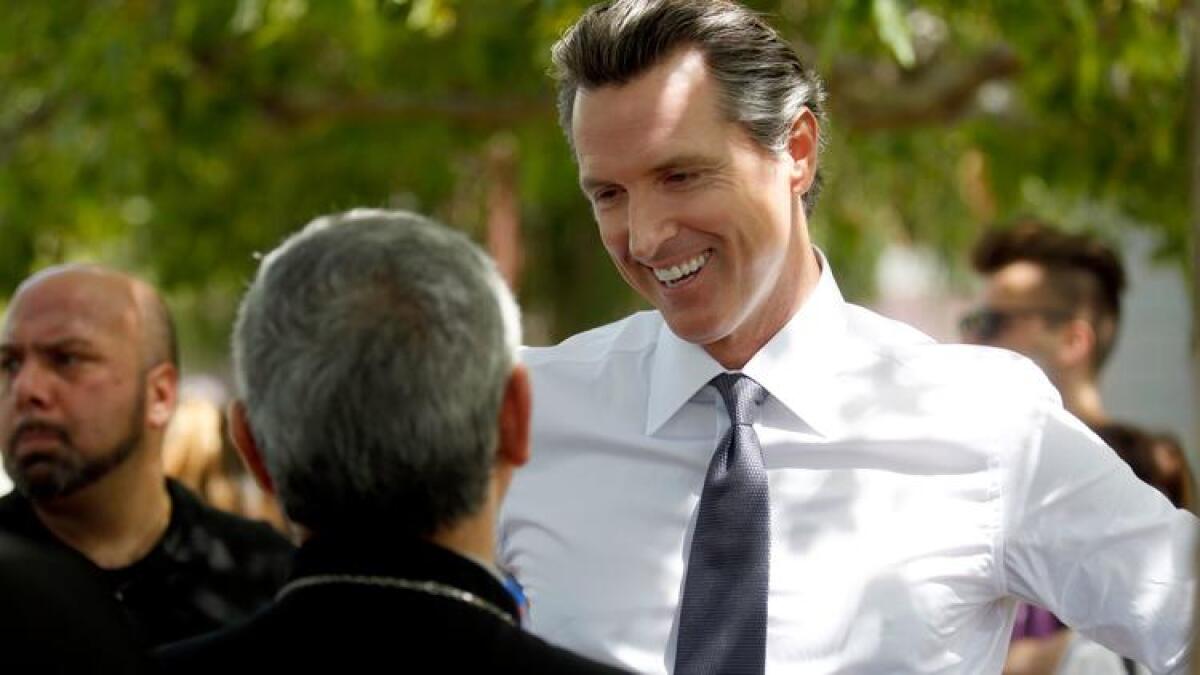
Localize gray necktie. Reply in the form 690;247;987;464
675;373;770;675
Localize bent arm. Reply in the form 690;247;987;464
1002;407;1197;674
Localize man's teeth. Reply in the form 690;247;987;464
654;251;711;284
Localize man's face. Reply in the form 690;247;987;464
0;273;148;500
962;261;1071;373
572;48;814;365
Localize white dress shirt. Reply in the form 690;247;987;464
499;258;1197;674
1057;635;1150;675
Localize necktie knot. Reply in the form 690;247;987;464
711;373;767;427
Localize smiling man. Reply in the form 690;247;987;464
497;2;1197;674
575;45;819;369
0;265;292;647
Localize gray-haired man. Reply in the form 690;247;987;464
498;1;1198;673
156;210;625;673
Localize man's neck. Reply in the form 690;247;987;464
1058;378;1108;429
428;477;505;578
32;452;172;570
431;508;497;574
705;243;822;370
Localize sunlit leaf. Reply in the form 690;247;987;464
872;0;915;68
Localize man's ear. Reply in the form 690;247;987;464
786;107;819;197
145;362;179;430
227;401;276;496
496;364;532;471
1058;318;1095;370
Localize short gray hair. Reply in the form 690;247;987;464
553;0;828;216
232;209;521;535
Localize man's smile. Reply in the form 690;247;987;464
652;249;712;288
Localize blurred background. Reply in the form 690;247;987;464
1;0;1197;494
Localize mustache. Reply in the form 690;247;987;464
8;420;70;450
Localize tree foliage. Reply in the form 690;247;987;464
0;0;1192;364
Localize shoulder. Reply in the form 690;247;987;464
1;531;147;673
842;303;939;350
847;303;1056;400
0;490;37;532
832;304;1061;442
153;609;270;672
169;480;291;550
488;621;630;673
166;480;293;579
155;599;627;673
523;310;660;369
521;311;663;399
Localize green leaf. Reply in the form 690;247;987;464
872;0;915;68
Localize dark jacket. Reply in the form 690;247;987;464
0;479;293;647
155;532;628;673
0;531;147;673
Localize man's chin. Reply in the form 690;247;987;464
660;314;726;347
9;458;90;501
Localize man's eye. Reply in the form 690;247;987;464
0;355;20;376
665;168;708;187
592;187;624;205
49;352;79;368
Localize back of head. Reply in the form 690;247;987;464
1095;422;1194;510
552;0;827;215
232;210;521;536
971;218;1126;372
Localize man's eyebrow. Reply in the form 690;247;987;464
19;337;95;353
45;338;92;349
579;175;611;193
649;154;722;173
579;154;724;192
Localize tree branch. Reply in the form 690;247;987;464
253;89;554;129
827;45;1022;132
245;46;1022;134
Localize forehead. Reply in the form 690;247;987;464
571;49;731;180
2;273;140;349
984;261;1049;301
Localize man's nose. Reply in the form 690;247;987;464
8;361;52;412
627;194;679;262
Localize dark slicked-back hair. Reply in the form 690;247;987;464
971;218;1126;373
552;0;827;216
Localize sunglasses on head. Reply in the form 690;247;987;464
958;307;1074;342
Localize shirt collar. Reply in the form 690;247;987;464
646;320;725;435
646;248;849;437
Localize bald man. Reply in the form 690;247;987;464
0;265;292;648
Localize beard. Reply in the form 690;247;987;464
3;387;146;501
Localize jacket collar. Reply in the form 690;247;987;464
289;530;519;622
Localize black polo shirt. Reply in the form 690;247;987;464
0;479;293;647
